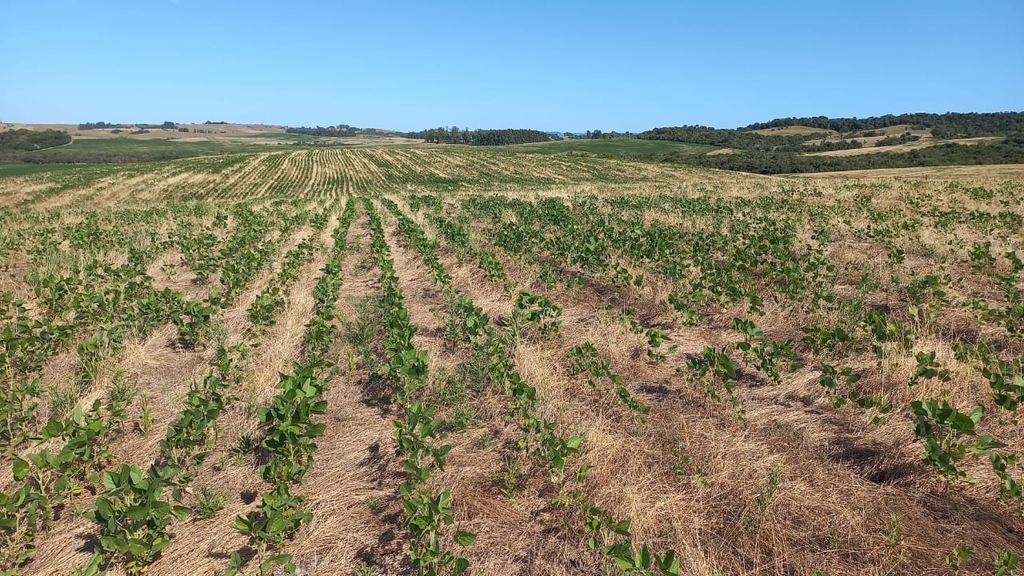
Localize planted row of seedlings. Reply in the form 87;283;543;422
76;204;327;574
3;203;209;431
142;202;336;576
1;259;222;573
383;197;685;575
246;207;332;334
365;199;477;576
227;199;356;576
3;204;192;445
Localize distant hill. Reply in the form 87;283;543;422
741;111;1024;138
637;111;1024;174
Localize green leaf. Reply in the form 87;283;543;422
54;474;70;494
968;405;984;426
41;419;64;439
95;498;114;521
637;544;652;568
100;535;128;554
658;549;681;576
454;529;477;547
12;457;28;481
566;435;583;451
223;551;242;576
614;555;638;570
233;515;251;533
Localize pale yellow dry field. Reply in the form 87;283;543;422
788;162;1024;180
0;122;424;147
1;122;284;138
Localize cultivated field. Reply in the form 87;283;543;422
1;149;1023;576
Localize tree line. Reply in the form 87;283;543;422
284;125;383;137
79;121;178;130
577;130;635;139
402;127;551;146
78;121;123;130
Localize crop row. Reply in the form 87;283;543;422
383;197;686;574
228;200;355;576
365;199;477;575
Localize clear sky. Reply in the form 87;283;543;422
1;0;1021;132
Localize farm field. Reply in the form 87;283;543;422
0;123;427;164
13;137;259;164
509;139;716;160
0;148;1023;576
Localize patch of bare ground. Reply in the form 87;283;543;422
146;244;204;296
0;257;42;318
706;147;737;155
751;126;838;137
802;140;930;158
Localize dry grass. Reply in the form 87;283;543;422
410;177;1024;574
787;162;1024;180
3;157;1024;575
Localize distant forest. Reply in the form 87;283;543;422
78;121;123;130
285;125;387;137
681;140;1024;174
742;111;1024;138
78;121;179;130
640;126;823;152
0;129;72;155
402;127;551;146
639;126;875;153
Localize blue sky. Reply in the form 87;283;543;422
1;0;1021;132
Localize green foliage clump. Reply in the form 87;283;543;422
0;129;71;153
